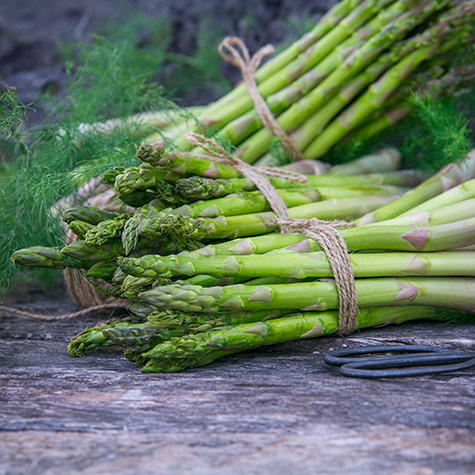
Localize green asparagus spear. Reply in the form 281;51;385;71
119;251;475;280
11;246;81;269
140;306;472;372
137;276;475;314
358;149;475;224
62;206;118;225
153;195;397;241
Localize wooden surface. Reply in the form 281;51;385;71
1;290;474;475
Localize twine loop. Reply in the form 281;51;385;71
218;37;304;161
277;218;358;335
186;132;305;233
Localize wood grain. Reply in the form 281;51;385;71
1;290;474;474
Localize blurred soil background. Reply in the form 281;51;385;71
1;0;331;124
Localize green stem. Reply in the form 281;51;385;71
140;306;468;372
358;149;475;224
138;277;475;313
120;251;475;280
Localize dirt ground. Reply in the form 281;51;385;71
1;0;330;117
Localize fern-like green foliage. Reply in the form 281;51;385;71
400;92;473;171
327;89;474;171
0;37;185;296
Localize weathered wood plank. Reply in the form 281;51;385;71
1;290;474;474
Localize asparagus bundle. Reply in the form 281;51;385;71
138;0;474;164
8;1;475;373
11;146;475;372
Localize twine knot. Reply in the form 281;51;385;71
186;132;306;234
218;37;304;161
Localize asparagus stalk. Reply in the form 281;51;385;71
348;100;412;142
11;246;81;269
138;276;475;314
174;170;422;202
114;164;180;199
86;261;119;281
84;214;130;246
369;196;475;228
101;167;126;186
67;313;190;357
140;306;471;372
396;177;475;218
293;218;475;253
68;319;142;357
171;185;404;219
358;149;475;224
138;146;239;179
148;195;397;242
172;189;320;218
328;148;400;175
62;206;118;225
119;251;475;280
61;240;123;262
67;220;95;239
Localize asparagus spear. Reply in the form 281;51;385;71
119;251;475;280
114;164;181;202
328;148;400;175
386;198;475;227
174;170;421;202
172;189;321;218
138;276;475;314
140;306;471;372
11;246;81;269
138;146;238;179
62;206;118;225
358;149;475;224
143;195;397;243
67;220;95;239
61;240;123;262
171;185;403;219
348;100;412;141
67;315;187;357
68;319;141;356
86;261;119;281
396;178;475;218
84;214;130;246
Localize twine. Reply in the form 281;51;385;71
0;303;126;321
186;132;306;234
277;218;357;335
187;132;358;335
218;37;304;161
